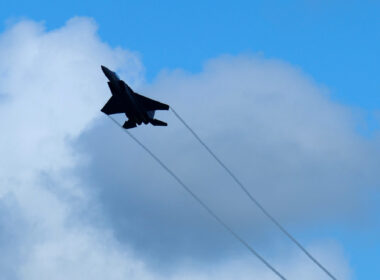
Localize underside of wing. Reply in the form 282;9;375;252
101;96;125;115
133;92;170;111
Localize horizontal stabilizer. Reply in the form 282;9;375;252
150;119;167;126
123;120;137;129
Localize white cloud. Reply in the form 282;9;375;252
0;17;143;174
0;17;150;280
171;242;352;280
145;55;379;224
0;17;367;279
78;54;380;262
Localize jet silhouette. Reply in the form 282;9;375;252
101;65;169;129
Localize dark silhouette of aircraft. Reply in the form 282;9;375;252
100;65;169;129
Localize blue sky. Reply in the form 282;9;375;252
1;0;379;108
0;1;379;280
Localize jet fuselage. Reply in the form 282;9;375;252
102;66;149;125
101;65;169;129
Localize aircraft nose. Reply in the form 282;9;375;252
101;65;116;81
101;65;109;74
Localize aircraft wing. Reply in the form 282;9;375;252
101;96;125;115
133;92;169;111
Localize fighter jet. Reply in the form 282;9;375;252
100;65;169;129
